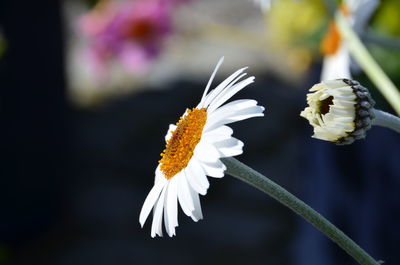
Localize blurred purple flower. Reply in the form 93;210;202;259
78;0;174;78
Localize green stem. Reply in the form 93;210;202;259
336;13;400;115
372;109;400;133
222;157;380;265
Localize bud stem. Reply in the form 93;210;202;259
372;109;400;133
336;13;400;115
222;157;380;265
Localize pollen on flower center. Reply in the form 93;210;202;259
159;108;207;179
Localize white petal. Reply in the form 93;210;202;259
155;165;164;183
203;126;233;137
193;141;220;164
198;57;225;108
214;138;244;157
334;116;354;122
201;159;226;178
185;167;205;195
151;186;167;238
207;105;264;129
139;177;167;227
211;99;258;114
165;177;178;236
190;159;210;191
163;186;171;237
223;106;265;122
177;172;195;216
165;124;177;142
204;72;248;109
202;68;248;108
207;76;255;113
202;127;233;145
185;160;208;195
188;184;203;222
210;101;263;120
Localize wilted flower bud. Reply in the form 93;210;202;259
300;79;375;145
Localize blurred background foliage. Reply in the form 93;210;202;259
1;0;399;265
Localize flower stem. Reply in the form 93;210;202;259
336;13;400;115
222;157;380;265
372;109;400;133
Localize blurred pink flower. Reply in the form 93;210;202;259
78;0;174;78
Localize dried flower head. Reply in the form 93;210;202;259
300;79;375;145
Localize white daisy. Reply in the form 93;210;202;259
139;57;265;237
320;0;379;81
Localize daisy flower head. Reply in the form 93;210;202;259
139;57;265;237
300;79;375;145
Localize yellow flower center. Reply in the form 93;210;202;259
159;108;207;179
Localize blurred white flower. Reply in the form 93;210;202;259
320;0;379;81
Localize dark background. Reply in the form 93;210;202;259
1;1;399;265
